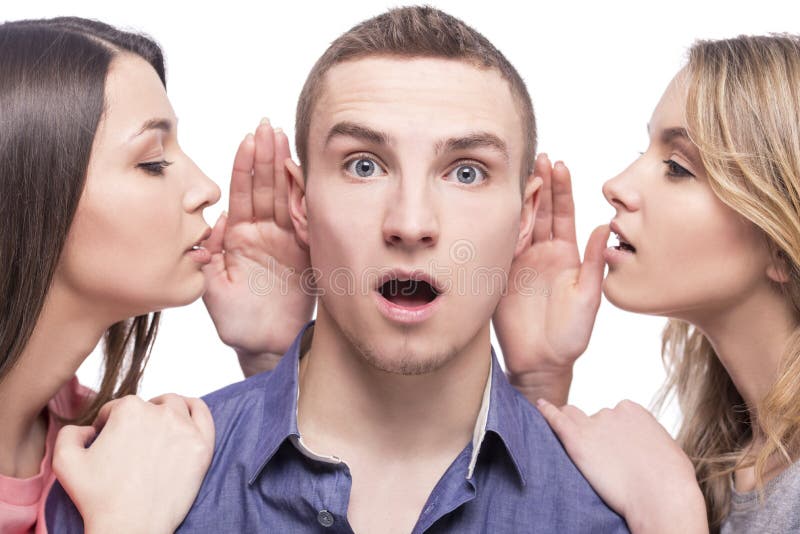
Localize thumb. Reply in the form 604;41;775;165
204;211;228;255
202;252;228;285
52;425;97;478
577;224;610;296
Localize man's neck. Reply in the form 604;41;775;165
297;307;492;458
295;306;493;533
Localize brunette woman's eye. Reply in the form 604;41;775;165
663;159;694;180
137;160;173;176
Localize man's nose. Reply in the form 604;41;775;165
381;179;440;251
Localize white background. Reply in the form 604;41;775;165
5;1;798;432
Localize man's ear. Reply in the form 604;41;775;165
515;173;543;258
767;248;792;284
286;159;310;248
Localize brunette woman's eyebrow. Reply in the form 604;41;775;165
129;118;173;140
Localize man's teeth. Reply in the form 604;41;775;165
191;245;204;251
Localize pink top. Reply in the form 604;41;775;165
0;377;92;534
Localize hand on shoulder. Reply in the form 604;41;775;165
53;393;214;534
537;398;708;534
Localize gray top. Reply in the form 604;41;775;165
721;460;800;533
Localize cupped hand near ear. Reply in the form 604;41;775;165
202;119;315;376
493;154;609;406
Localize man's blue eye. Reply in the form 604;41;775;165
447;164;485;185
346;157;385;178
356;159;375;177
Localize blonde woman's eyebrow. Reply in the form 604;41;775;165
660;127;690;145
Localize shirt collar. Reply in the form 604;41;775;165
482;346;529;486
247;322;527;487
246;322;312;485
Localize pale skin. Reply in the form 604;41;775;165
44;58;319;529
1;53;224;533
217;69;797;533
529;70;797;533
202;119;315;378
281;56;540;533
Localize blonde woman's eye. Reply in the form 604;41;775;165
663;159;695;180
345;157;386;178
446;164;486;185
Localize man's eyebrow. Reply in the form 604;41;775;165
436;132;509;162
130;118;173;140
325;121;392;146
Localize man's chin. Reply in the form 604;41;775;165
354;341;458;376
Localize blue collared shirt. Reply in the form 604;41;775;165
46;322;628;533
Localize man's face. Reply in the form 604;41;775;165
292;56;538;374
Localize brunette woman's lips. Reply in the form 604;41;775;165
186;226;213;264
603;245;635;264
186;246;212;264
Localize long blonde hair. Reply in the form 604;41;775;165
657;34;800;530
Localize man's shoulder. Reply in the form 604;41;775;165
202;366;276;407
199;367;290;455
495;383;569;455
482;387;628;530
495;387;620;491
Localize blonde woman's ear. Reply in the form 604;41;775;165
767;249;792;284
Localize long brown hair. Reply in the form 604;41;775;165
657;34;800;530
0;17;166;425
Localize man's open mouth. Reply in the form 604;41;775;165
376;275;442;308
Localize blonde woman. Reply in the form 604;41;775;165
495;35;800;533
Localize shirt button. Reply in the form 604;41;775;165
317;510;335;527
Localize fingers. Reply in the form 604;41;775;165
55;425;97;453
227;134;256;226
531;153;553;243
577;224;611;296
183;397;216;447
253;119;276;220
273;129;292;229
536;398;579;440
149;393;192;418
561;404;589;422
92;396;132;432
551;161;578;244
204;212;227;255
